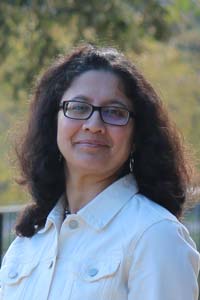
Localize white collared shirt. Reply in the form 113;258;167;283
0;174;199;300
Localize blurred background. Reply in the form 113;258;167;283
0;0;200;283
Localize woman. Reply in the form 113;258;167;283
0;44;199;300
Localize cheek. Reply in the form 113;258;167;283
57;116;71;148
111;126;133;153
57;116;82;148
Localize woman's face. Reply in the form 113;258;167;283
57;70;134;179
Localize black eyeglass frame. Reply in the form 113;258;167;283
59;100;136;126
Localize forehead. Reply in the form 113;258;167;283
62;70;132;106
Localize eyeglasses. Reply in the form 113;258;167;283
59;100;135;126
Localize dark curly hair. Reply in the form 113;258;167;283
15;44;193;237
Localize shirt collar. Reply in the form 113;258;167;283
78;173;138;231
38;173;138;234
37;194;65;234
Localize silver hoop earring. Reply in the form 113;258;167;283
59;153;63;163
129;152;134;173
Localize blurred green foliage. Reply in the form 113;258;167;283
0;0;200;205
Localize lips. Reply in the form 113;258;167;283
74;139;110;147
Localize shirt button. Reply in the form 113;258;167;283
48;260;54;269
68;219;79;229
88;268;98;277
8;271;18;279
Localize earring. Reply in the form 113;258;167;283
129;151;134;173
59;153;63;163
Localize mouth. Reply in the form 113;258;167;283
74;140;109;147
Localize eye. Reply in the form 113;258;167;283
103;107;128;119
66;101;91;117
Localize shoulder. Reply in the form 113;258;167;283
1;197;64;266
1;236;28;266
120;192;178;230
128;192;178;220
118;193;197;252
1;227;52;267
125;196;200;300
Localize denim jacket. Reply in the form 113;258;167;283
0;174;199;300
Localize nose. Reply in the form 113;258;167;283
82;111;106;133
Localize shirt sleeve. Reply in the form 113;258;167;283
0;286;2;300
128;219;200;300
0;251;6;299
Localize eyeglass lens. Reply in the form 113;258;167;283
64;101;129;125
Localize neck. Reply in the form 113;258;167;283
65;171;118;213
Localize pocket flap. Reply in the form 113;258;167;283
79;254;121;282
0;261;38;285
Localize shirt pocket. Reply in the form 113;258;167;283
69;253;121;300
80;255;120;282
0;261;38;299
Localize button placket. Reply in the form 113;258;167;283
44;258;57;300
48;260;54;269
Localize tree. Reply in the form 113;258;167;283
0;0;173;99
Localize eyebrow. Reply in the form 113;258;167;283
68;95;130;109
